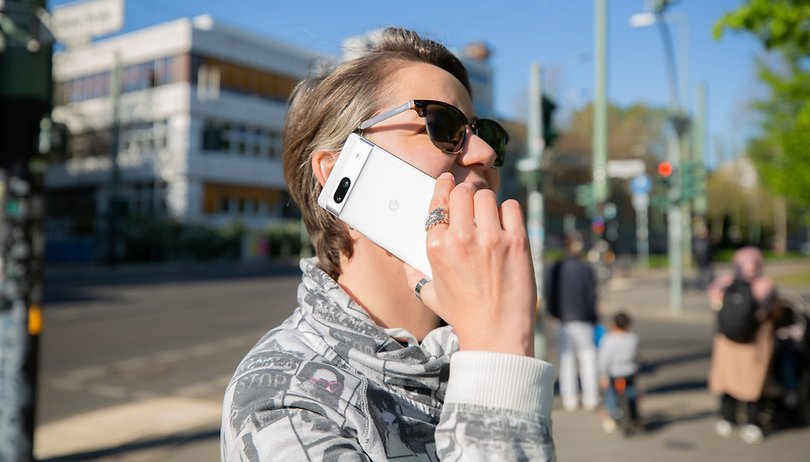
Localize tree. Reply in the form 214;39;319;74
747;55;810;205
544;103;670;250
715;0;810;252
714;0;810;53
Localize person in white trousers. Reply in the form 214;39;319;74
558;321;599;410
547;233;600;411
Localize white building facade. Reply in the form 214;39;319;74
46;18;495;261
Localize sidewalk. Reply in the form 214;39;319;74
549;259;810;462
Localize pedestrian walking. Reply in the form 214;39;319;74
220;27;556;461
598;312;641;435
546;232;600;411
692;223;714;290
708;246;776;444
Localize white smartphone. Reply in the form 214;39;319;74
317;133;436;278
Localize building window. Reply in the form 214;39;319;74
200;120;280;158
55;54;192;105
190;53;299;102
202;121;219;151
67;120;168;158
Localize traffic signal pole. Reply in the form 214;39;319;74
0;1;51;459
653;0;686;315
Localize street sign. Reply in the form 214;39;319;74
630;174;652;194
51;0;124;46
607;159;645;179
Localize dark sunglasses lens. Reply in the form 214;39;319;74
475;119;508;167
425;104;466;152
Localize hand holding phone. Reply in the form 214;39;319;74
404;173;538;357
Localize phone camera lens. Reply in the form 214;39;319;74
334;177;351;203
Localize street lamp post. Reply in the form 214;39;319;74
629;2;689;315
593;0;609;210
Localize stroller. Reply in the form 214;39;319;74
761;289;810;431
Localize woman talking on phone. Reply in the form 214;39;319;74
221;28;556;461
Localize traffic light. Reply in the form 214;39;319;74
681;160;695;199
654;160;676;206
680;160;705;200
541;94;557;147
657;160;673;178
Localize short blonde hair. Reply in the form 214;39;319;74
283;28;471;278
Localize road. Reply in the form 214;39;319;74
37;262;301;460
33;259;810;461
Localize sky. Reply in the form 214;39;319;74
48;0;769;168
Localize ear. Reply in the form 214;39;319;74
312;150;338;187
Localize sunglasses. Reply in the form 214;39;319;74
309;377;342;394
357;100;509;168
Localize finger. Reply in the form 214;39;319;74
403;263;438;307
429;172;455;214
499;199;527;234
448;182;476;233
472;189;501;232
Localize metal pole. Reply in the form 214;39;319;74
106;51;122;266
0;1;50;458
526;62;546;361
676;15;693;271
693;83;707;217
633;194;650;271
681;128;692;268
667;133;683;314
638;205;650;270
654;1;685;315
593;0;609;207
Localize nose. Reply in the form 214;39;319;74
455;127;498;169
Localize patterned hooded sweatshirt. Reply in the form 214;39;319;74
221;258;556;461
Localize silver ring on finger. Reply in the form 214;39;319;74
425;207;450;232
414;277;430;302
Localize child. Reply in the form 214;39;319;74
598;312;641;434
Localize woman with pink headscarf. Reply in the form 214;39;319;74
707;246;776;444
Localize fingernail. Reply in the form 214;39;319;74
439;172;454;180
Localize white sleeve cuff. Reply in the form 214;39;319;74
445;351;556;419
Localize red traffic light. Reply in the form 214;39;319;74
658;161;673;178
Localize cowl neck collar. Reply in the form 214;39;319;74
297;258;456;411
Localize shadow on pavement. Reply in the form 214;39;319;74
44;261;301;305
39;427;220;461
639;349;712;374
643;379;709;396
642;409;716;435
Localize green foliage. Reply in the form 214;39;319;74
746;53;810;207
122;217;243;262
120;218;311;263
714;0;810;53
714;1;810;207
265;221;310;259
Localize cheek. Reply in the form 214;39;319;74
419;154;457;178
